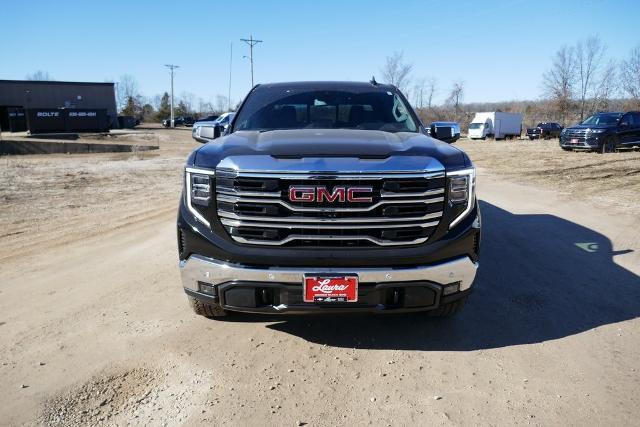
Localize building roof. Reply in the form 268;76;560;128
0;79;114;86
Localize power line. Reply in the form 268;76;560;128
240;35;262;87
164;64;180;127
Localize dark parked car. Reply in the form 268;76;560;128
526;122;562;140
427;121;461;143
560;112;640;153
162;116;194;127
163;117;183;127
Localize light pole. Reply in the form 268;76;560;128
164;64;179;127
228;43;233;111
240;35;262;87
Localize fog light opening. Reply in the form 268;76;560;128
443;281;461;296
198;282;217;297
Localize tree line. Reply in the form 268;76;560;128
381;38;640;131
115;74;233;122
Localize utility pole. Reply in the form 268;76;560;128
228;43;233;111
164;64;179;127
240;35;262;87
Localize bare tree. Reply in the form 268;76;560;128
620;45;640;102
543;45;577;124
426;78;437;110
381;51;413;93
152;94;162;111
591;60;617;112
117;75;139;112
215;95;229;113
412;78;425;109
576;35;605;120
446;81;465;113
179;91;196;115
26;70;53;81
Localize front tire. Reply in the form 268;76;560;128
600;137;616;154
188;296;227;318
428;296;468;317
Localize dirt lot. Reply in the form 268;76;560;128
1;129;639;426
457;137;640;216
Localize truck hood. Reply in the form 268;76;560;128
566;124;614;131
192;129;469;171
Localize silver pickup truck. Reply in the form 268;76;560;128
191;113;235;143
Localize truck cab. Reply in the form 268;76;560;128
468;119;492;140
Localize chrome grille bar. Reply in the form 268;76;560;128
221;218;440;229
217;210;443;223
215;171;445;246
217;194;444;212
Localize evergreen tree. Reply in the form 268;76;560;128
175;100;188;117
156;92;171;120
121;96;135;116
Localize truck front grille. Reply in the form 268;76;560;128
563;129;588;139
215;170;445;247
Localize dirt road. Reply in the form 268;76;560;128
1;132;639;426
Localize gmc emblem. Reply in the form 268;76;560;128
289;186;373;203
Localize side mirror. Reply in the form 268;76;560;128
619;121;629;127
198;126;215;141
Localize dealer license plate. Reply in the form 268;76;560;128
570;138;579;144
303;275;358;303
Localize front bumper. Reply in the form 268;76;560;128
180;254;478;313
560;135;602;149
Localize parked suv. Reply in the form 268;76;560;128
526;122;562;140
560;112;640;153
178;81;480;318
162;116;193;127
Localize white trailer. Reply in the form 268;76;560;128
468;112;522;140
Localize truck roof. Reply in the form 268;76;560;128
254;81;397;92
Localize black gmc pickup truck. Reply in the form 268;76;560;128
177;81;480;318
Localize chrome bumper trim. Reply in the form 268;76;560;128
180;255;478;292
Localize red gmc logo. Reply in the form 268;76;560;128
289;186;373;203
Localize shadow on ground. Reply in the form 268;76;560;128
225;201;639;351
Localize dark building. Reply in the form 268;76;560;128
0;79;117;132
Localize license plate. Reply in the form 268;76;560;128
303;275;358;303
571;138;579;144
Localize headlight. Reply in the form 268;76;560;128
561;128;567;135
590;128;606;134
185;167;215;226
448;167;476;229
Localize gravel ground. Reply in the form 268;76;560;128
1;129;639;426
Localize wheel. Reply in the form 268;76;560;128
600;137;616;154
188;296;227;318
428;296;468;317
529;136;534;141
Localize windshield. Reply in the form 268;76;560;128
215;113;234;124
469;123;483;129
233;87;417;132
580;113;622;125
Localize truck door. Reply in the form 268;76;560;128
618;113;635;146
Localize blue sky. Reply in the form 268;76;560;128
1;0;638;106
